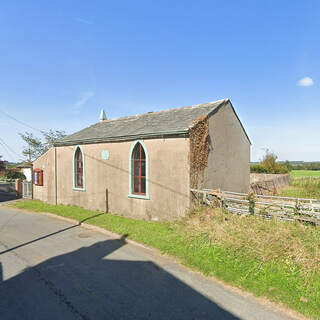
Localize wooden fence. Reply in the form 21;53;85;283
190;189;320;225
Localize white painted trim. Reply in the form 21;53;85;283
128;140;149;199
73;145;86;191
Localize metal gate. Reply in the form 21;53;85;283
22;182;33;199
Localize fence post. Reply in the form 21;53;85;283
248;192;255;215
15;179;22;198
106;188;109;213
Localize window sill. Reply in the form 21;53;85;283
73;187;86;192
128;193;150;200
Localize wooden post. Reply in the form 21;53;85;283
106;188;109;213
15;179;22;198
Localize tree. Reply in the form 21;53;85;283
4;168;26;180
284;160;293;172
19;132;43;162
0;155;6;171
41;130;66;152
250;150;290;174
260;149;288;174
19;130;66;162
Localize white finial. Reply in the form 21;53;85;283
100;109;107;122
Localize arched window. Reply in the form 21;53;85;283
132;142;146;195
74;147;84;189
129;141;149;198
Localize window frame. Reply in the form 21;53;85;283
128;140;149;200
33;169;43;186
73;146;85;191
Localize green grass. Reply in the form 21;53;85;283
279;170;320;198
280;181;320;199
280;174;320;199
11;200;320;319
290;170;320;178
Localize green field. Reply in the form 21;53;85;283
290;170;320;178
280;179;320;199
11;200;320;319
279;170;320;198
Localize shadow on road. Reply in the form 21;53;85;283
0;235;240;320
0;192;17;203
0;213;105;255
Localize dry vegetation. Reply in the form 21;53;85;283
181;207;320;281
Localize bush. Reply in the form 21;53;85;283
261;151;289;174
250;164;268;173
251;150;289;174
4;168;26;180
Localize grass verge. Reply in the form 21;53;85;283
280;178;320;199
11;200;320;319
290;170;320;178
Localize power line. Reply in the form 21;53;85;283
0;137;21;158
0;109;42;132
0;109;42;162
0;140;15;162
0;145;14;161
0;137;22;161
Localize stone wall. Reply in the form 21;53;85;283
250;174;290;195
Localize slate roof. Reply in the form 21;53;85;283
55;99;232;146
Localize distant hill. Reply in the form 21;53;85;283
251;161;320;165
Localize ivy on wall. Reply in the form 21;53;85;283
189;116;209;188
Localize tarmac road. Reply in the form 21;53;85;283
0;207;298;320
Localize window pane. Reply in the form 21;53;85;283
134;160;140;176
141;178;146;194
131;142;147;195
76;174;82;187
134;144;140;159
141;161;146;177
140;146;145;160
134;177;140;193
75;148;83;188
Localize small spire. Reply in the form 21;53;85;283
99;109;107;122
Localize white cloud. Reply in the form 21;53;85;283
74;18;94;25
297;76;314;87
74;91;94;112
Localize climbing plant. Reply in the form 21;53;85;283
189;116;209;188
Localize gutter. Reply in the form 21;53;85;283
54;130;188;147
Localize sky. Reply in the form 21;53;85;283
0;0;320;162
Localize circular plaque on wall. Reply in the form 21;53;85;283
101;150;110;160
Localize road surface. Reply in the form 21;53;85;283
0;207;297;320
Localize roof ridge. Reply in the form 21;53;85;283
100;99;228;124
56;98;231;146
